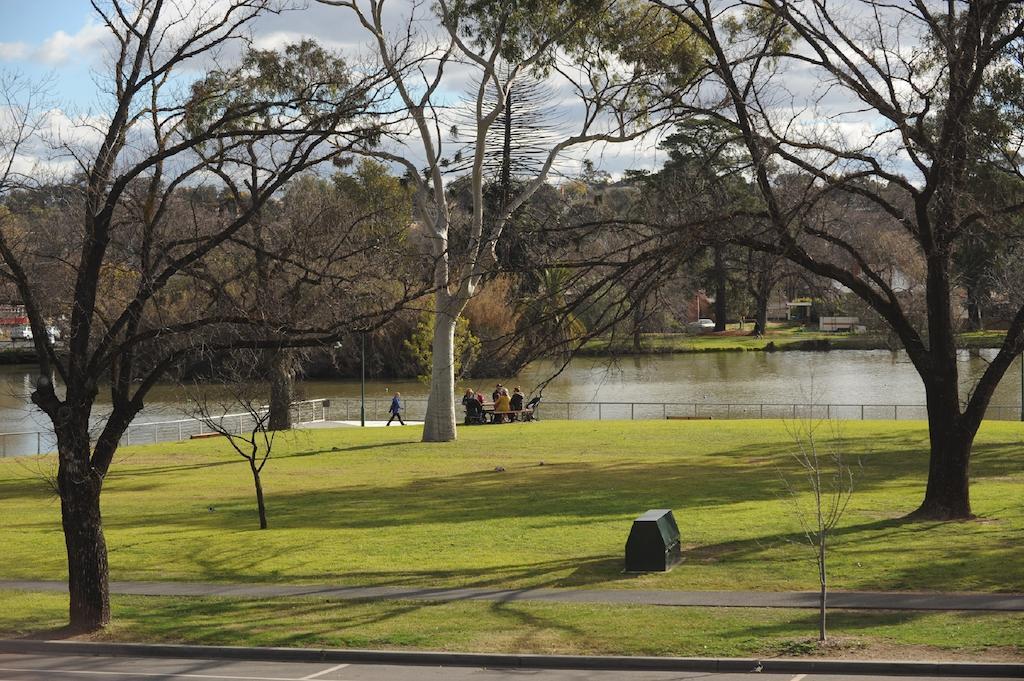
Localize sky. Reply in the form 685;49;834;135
0;1;914;184
0;0;686;181
0;1;103;105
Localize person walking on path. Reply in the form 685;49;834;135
386;392;405;426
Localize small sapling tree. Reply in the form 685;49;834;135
185;349;285;530
779;417;856;643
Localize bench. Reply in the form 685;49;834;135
490;408;533;423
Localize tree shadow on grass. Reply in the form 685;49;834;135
180;548;624;590
117;595;585;649
711;608;932;655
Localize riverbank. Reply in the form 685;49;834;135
580;326;1008;355
0;345;43;364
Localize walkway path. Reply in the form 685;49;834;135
296;420;421;428
3;580;1022;612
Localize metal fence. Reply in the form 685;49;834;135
1;397;1021;458
540;401;1023;422
0;398;331;458
320;397;1024;424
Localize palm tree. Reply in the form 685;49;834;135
515;267;587;360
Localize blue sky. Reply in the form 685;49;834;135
0;1;90;39
0;1;105;107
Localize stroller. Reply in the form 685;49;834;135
464;399;487;425
523;396;542;421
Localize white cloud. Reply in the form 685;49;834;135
252;31;358;54
0;42;29;61
37;107;109;148
34;23;107;66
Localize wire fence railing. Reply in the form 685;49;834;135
0;398;331;458
1;397;1021;458
316;397;1024;424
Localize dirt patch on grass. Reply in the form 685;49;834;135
762;636;1023;662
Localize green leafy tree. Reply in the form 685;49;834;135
318;0;701;441
405;307;481;384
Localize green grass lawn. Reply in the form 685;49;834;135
1;420;1021;592
1;419;1021;658
1;590;1021;660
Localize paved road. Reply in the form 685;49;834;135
0;653;1013;681
3;580;1022;612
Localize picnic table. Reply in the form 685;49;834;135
480;402;533;422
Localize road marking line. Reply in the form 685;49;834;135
301;663;350;679
0;667;306;681
790;675;807;681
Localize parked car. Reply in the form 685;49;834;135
687;318;716;333
9;325;32;341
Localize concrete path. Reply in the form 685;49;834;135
296;420;421;429
3;580;1022;612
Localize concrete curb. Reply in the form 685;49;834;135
1;639;1021;677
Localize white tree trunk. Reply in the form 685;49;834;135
422;306;457;442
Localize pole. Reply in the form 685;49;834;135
360;332;366;427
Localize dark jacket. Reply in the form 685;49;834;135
510;393;524;411
389;396;402;414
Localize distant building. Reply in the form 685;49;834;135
0;305;29;337
819;316;865;333
786;300;813;322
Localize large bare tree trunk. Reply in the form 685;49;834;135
422;304;458;442
753;292;769;337
911;254;975;519
268;350;294;431
915;381;975;519
632;301;644;352
58;441;110;630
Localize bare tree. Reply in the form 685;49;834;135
185;349;283;530
317;0;699;441
651;0;1024;518
0;0;402;631
779;417;856;644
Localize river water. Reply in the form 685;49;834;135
1;349;1021;454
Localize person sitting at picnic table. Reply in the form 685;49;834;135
492;387;512;423
510;386;524;417
492;383;503;402
463;388;485;424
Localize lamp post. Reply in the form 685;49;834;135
360;332;366;427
